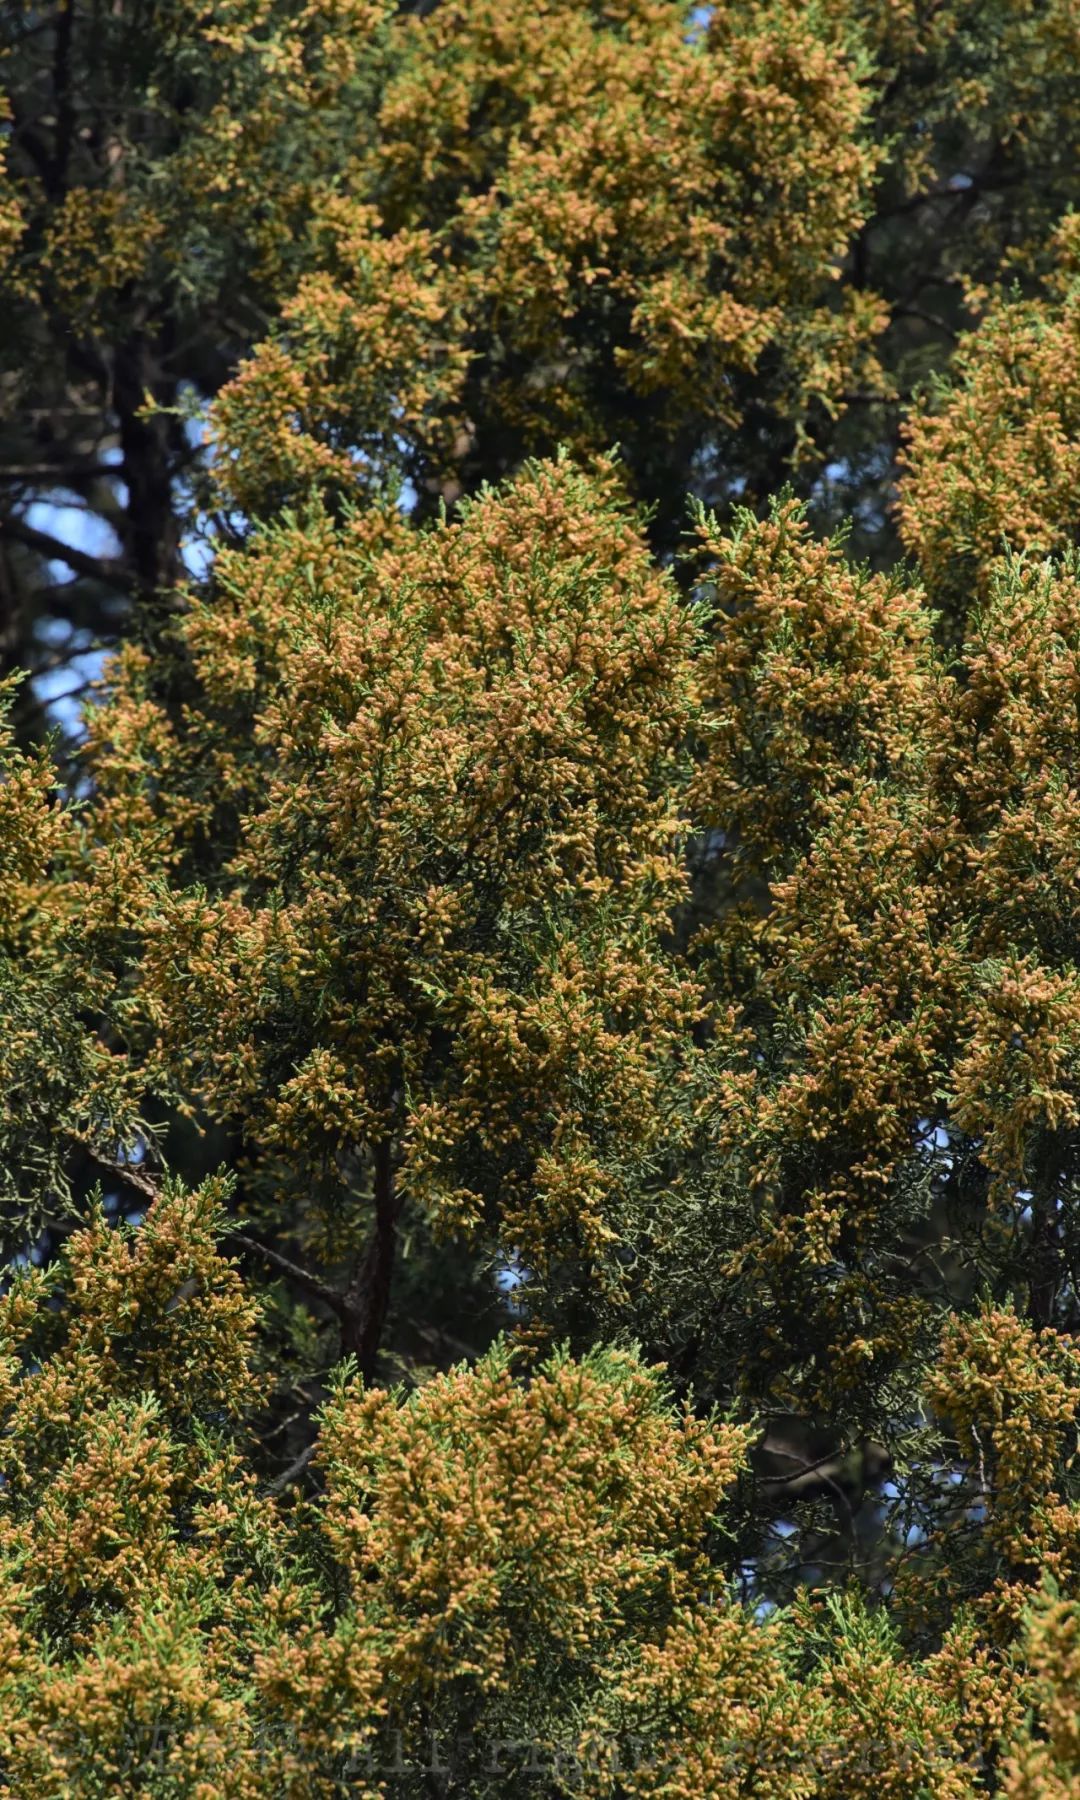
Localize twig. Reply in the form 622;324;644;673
265;1441;317;1496
227;1232;350;1319
83;1147;160;1202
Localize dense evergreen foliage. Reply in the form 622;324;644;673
4;3;1080;1793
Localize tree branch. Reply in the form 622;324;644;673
0;461;119;481
894;304;960;342
82;1144;399;1373
227;1232;350;1319
0;514;135;591
81;1148;352;1318
265;1441;318;1496
52;0;76;200
873;166;1030;225
82;1148;160;1201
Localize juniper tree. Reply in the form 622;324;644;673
4;5;1080;1798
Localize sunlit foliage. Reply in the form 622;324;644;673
4;2;1080;1794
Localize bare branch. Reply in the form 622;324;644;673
82;1147;160;1202
265;1441;317;1496
0;461;120;481
0;515;134;591
227;1232;350;1319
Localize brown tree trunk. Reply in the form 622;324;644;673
340;1140;401;1381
